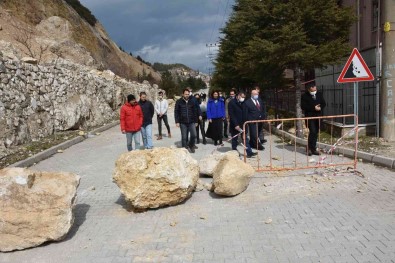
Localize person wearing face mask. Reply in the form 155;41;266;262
155;91;171;140
243;89;266;150
206;90;226;146
301;80;326;156
224;88;237;139
175;89;199;153
120;94;143;151
228;91;256;158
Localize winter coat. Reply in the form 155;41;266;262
138;100;155;126
155;99;169;115
206;98;225;120
174;98;199;124
228;98;245;133
120;102;143;132
301;91;326;117
243;97;266;121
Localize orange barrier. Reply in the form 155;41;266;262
242;114;358;172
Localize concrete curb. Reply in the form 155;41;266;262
9;121;120;168
271;127;395;170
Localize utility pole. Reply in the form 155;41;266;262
206;43;219;89
381;0;395;140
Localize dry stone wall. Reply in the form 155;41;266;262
0;52;158;158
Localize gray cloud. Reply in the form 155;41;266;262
79;0;234;72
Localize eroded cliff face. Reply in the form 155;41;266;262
0;0;160;82
0;0;162;160
0;53;158;159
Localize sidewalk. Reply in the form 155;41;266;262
1;110;395;263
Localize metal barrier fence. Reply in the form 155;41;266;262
242;114;358;172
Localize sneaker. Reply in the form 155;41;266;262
157;135;162;140
189;147;195;153
194;145;198;149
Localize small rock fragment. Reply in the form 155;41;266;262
264;218;272;224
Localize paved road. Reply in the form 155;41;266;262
1;110;395;263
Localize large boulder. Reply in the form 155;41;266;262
113;147;199;209
199;151;239;177
0;168;80;252
212;153;255;196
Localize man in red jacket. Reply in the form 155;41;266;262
120;94;143;151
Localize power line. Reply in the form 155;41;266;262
209;0;223;44
219;0;231;33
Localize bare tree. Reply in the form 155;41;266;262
10;21;49;63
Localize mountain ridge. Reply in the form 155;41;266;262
0;0;161;82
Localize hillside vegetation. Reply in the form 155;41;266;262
0;0;160;82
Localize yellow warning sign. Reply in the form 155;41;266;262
384;22;391;32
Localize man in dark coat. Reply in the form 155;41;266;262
138;91;155;149
174;89;199;153
243;89;266;150
228;91;256;157
301;81;326;156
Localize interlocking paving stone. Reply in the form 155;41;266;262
1;111;394;263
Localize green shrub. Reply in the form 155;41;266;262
65;0;97;26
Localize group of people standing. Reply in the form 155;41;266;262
120;81;326;157
173;86;268;157
120;91;171;151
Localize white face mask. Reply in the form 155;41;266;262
310;91;317;96
239;97;245;102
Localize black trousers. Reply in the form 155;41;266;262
196;119;206;142
307;119;320;150
157;115;170;136
248;123;260;147
223;119;228;137
258;122;264;141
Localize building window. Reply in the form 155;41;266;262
372;0;379;31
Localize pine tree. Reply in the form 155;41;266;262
214;0;355;137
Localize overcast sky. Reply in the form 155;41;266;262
79;0;234;73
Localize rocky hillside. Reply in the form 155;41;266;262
0;0;160;82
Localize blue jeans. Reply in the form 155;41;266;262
141;124;153;149
180;123;196;148
126;131;141;151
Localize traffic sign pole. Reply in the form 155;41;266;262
354;82;358;125
337;48;375;127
